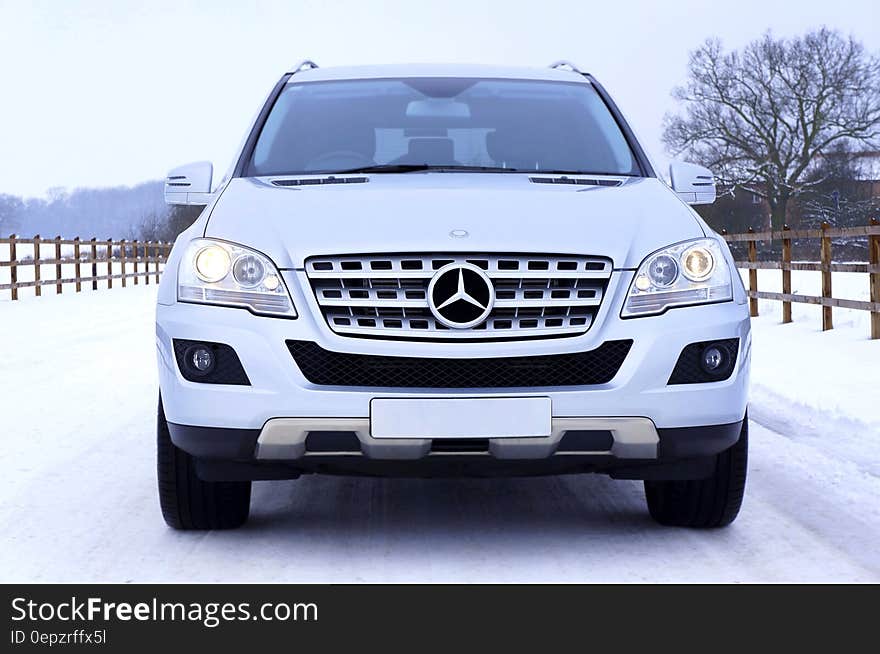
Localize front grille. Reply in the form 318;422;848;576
287;340;632;388
305;253;613;340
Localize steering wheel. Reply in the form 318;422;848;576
306;150;373;170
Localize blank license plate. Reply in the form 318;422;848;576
370;397;552;439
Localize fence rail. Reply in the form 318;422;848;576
722;219;880;339
1;234;173;300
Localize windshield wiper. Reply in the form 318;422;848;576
314;164;635;176
324;163;628;177
324;164;529;174
529;169;638;177
323;164;435;174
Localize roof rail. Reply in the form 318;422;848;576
288;60;319;74
548;60;584;74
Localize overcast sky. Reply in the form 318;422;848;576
1;0;878;197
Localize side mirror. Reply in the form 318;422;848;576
669;161;716;205
164;161;213;206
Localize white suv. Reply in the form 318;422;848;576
156;61;750;530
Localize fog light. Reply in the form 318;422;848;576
701;345;725;373
185;345;215;375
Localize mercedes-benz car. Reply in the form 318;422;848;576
156;61;750;530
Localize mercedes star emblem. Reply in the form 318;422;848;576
427;263;495;329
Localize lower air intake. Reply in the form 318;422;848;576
287;340;632;388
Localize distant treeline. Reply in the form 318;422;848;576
0;181;201;243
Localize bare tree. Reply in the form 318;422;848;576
136;205;203;243
664;28;880;229
0;194;24;235
797;144;880;230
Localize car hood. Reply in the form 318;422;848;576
204;174;706;269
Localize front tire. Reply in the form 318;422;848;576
644;415;748;528
157;397;251;530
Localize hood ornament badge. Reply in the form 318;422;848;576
449;229;469;239
428;263;495;329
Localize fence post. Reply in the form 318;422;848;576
747;227;758;317
145;241;151;285
9;233;18;301
54;235;63;295
155;242;161;283
106;238;113;289
33;235;42;297
90;238;98;291
133;239;139;285
74;237;82;293
120;239;127;288
870;218;880;340
820;222;833;331
782;225;792;324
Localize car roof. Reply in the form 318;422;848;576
285;63;590;84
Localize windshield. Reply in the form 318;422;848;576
247;78;641;177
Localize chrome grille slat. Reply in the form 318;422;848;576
322;312;595;339
306;269;611;280
321;298;428;308
496;297;601;308
314;296;602;309
306;253;611;340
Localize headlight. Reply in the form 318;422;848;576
681;244;715;281
194;245;231;283
622;238;732;317
178;239;297;318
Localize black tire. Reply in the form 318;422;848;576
157;397;251;530
644;415;748;528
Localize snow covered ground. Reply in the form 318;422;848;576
1;280;878;582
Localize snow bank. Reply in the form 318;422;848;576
741;268;880;475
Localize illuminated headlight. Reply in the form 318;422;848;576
178;239;297;318
682;245;715;281
194;245;231;283
622;238;732;317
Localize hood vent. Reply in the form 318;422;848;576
272;176;368;187
530;176;623;187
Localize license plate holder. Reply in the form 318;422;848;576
370;397;552;439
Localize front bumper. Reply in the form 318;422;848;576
157;267;750;469
168;418;744;481
168;417;743;462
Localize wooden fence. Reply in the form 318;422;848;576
722;219;880;339
1;234;173;300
